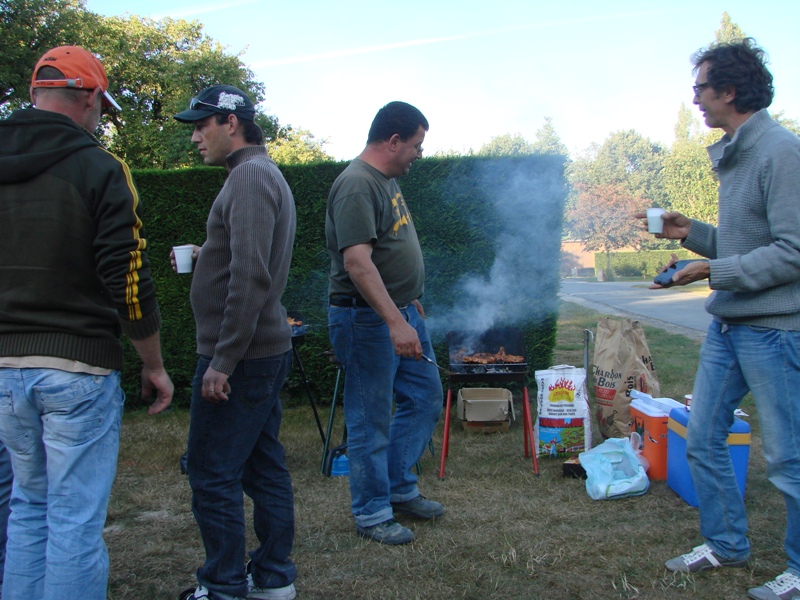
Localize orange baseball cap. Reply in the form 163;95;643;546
31;45;121;111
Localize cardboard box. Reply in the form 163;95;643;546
667;406;750;507
630;396;685;481
461;420;510;434
457;388;512;422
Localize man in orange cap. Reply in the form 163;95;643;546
0;46;173;600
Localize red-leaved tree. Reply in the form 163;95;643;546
567;183;649;276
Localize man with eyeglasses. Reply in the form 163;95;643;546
0;46;174;599
172;85;297;600
643;39;800;600
326;101;444;545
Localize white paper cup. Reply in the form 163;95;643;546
173;245;194;274
647;208;666;234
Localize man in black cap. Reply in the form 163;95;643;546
173;85;298;600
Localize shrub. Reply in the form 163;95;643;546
126;155;568;408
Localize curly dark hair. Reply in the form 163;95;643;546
692;37;774;113
367;101;428;144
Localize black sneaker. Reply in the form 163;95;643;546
391;494;444;519
356;518;414;544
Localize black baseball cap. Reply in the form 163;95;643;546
173;84;256;123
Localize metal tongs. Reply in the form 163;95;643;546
421;354;448;373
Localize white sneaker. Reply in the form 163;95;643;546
179;586;210;600
246;561;297;600
178;584;246;600
247;580;296;600
747;571;800;600
664;543;748;573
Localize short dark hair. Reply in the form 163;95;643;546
31;65;87;105
692;38;774;113
367;101;428;144
214;112;264;145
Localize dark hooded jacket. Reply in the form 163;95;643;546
0;108;161;370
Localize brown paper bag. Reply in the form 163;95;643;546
592;318;660;439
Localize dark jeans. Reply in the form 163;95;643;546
188;352;296;599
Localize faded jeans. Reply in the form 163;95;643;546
188;352;295;600
0;368;123;600
328;302;443;528
688;321;800;575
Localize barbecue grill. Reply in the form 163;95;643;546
288;311;325;443
439;326;539;478
288;310;309;342
446;327;528;381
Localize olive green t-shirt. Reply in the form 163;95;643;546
326;158;424;306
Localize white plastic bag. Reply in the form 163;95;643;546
628;431;650;473
578;437;650;500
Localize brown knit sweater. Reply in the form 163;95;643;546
190;145;296;375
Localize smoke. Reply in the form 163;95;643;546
425;157;566;340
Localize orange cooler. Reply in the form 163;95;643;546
630;396;685;480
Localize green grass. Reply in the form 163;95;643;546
107;300;777;599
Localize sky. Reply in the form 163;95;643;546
85;0;800;161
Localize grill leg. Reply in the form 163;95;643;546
438;388;453;479
320;365;344;475
523;387;539;475
293;344;326;444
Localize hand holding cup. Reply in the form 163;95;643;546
171;244;198;274
646;208;666;234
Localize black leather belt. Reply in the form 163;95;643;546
329;295;371;308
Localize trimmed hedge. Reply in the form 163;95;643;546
126;155;567;408
594;250;700;279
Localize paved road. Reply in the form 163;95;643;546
559;279;712;340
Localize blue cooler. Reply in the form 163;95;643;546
667;406;751;507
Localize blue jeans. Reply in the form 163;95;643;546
0;368;123;600
688;321;800;575
328;303;443;527
0;441;12;599
188;352;295;600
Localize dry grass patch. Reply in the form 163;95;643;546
107;302;785;599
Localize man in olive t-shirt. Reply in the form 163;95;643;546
326;101;444;545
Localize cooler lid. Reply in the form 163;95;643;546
668;406;751;434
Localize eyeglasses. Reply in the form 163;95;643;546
693;82;711;96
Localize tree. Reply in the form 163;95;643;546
531;117;569;157
0;3;286;169
715;12;746;44
674;103;700;142
0;0;92;116
568;130;667;207
566;183;648;275
773;111;800;137
664;134;721;225
477;133;535;156
86;15;275;169
268;128;334;165
664;103;722;224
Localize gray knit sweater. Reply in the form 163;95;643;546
683;109;800;330
190;145;296;374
